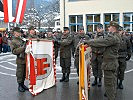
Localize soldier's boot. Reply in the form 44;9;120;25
119;80;123;89
18;83;25;92
60;73;66;82
92;77;97;86
77;81;79;85
64;73;69;82
22;82;29;90
104;93;107;97
98;78;102;87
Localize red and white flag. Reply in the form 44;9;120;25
26;39;56;96
3;0;27;23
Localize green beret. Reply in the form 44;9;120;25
109;21;119;29
118;26;123;31
28;26;35;31
13;27;21;33
78;26;84;31
63;27;69;31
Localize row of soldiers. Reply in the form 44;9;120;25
10;21;131;100
57;21;131;100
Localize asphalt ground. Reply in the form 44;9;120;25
0;52;133;100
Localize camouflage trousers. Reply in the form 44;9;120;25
117;58;127;80
60;57;71;74
16;64;26;83
74;55;79;76
91;54;103;78
104;70;117;100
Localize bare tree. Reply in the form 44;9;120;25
21;0;60;28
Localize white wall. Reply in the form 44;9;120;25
60;0;133;31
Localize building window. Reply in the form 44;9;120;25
69;0;87;1
69;15;83;32
86;14;100;32
123;13;133;32
104;13;119;31
56;22;60;26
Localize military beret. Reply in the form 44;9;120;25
47;28;52;32
118;26;123;31
13;27;21;33
97;23;103;29
28;26;35;31
109;21;119;29
78;26;84;31
63;27;69;31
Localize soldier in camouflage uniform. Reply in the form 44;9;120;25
117;26;131;89
91;24;105;87
85;21;122;100
59;27;73;82
10;27;28;92
27;26;38;39
46;31;59;61
73;26;90;84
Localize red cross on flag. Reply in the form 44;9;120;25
3;0;27;23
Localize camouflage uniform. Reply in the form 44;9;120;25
10;37;26;84
47;35;59;60
27;34;38;39
60;33;73;74
73;33;90;75
91;32;104;82
118;35;131;88
87;32;121;100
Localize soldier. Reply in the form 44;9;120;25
10;27;28;92
91;24;105;87
46;31;59;61
117;26;131;89
85;21;122;100
73;26;90;84
59;27;73;82
27;26;38;39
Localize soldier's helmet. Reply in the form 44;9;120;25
97;23;103;29
63;27;69;31
109;21;119;29
13;27;21;33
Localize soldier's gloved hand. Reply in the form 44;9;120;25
126;54;131;61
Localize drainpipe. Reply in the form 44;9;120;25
64;0;65;27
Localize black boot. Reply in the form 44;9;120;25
64;73;69;82
77;81;79;85
18;83;25;92
92;77;97;86
60;73;66;82
22;82;29;90
104;93;107;97
119;80;123;89
98;78;102;87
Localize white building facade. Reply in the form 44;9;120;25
53;15;60;32
60;0;133;33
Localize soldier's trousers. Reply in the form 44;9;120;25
117;58;126;80
16;64;26;83
104;70;117;100
92;55;103;78
60;57;71;74
74;55;79;76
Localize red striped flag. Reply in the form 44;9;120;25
3;0;27;23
